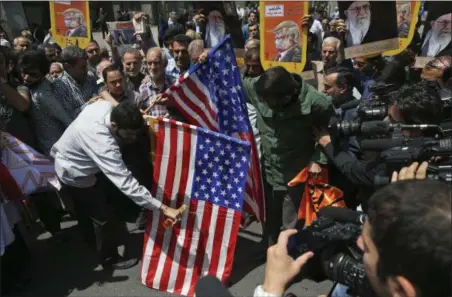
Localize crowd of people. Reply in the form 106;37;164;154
0;3;451;297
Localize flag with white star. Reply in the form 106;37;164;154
142;118;251;296
164;35;265;224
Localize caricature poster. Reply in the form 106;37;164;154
259;1;308;73
49;1;91;49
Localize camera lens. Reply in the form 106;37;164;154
323;253;376;297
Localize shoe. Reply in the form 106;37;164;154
101;256;139;270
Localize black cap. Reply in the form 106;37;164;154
195;275;233;297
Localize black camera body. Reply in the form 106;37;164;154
373;137;452;185
288;211;376;297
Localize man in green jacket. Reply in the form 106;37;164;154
242;66;334;245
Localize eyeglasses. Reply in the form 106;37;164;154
352;60;366;67
86;48;99;54
434;20;451;27
348;4;370;14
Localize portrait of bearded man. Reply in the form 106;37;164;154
270;21;301;63
421;13;451;57
204;9;227;48
340;1;398;47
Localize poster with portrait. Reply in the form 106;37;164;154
418;2;451;58
383;1;421;57
194;2;246;67
338;1;399;59
259;1;308;73
106;21;136;55
49;0;91;49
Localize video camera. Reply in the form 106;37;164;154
363;136;452;186
329;82;452;138
368;82;398;103
288;207;377;297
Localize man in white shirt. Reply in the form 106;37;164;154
51;100;180;269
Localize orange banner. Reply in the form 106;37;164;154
259;1;308;73
49;1;91;49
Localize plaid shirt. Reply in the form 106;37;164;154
138;74;175;117
51;72;98;120
165;61;186;80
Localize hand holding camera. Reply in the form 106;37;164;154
264;230;314;296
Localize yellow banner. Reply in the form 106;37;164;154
383;1;421;56
259;1;308;73
49;0;91;49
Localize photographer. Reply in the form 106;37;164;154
323;66;361;207
314;82;444;206
255;178;451;297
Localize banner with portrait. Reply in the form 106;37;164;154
259;1;308;73
106;21;136;55
418;2;451;59
338;1;399;59
49;0;91;49
383;1;421;57
194;2;246;68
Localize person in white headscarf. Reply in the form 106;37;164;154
205;10;226;48
421;13;451;57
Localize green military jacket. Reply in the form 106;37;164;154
242;74;334;190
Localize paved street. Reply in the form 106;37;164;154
15;216;332;297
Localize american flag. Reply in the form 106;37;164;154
1;132;59;198
164;35;265;224
141;118;251;296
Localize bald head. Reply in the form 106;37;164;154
96;59;113;78
146;47;167;79
188;40;204;63
245;39;260;52
14;36;30;52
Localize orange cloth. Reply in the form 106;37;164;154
288;167;345;226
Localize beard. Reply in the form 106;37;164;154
426;28;451;56
206;22;225;47
347;16;371;45
432;27;451;43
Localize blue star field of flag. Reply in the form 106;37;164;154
191;128;250;211
194;36;251;136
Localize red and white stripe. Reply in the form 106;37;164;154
165;72;265;224
141;119;241;296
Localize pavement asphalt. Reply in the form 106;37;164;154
11;30;333;297
15;218;332;297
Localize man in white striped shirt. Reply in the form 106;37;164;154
51;100;180;269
